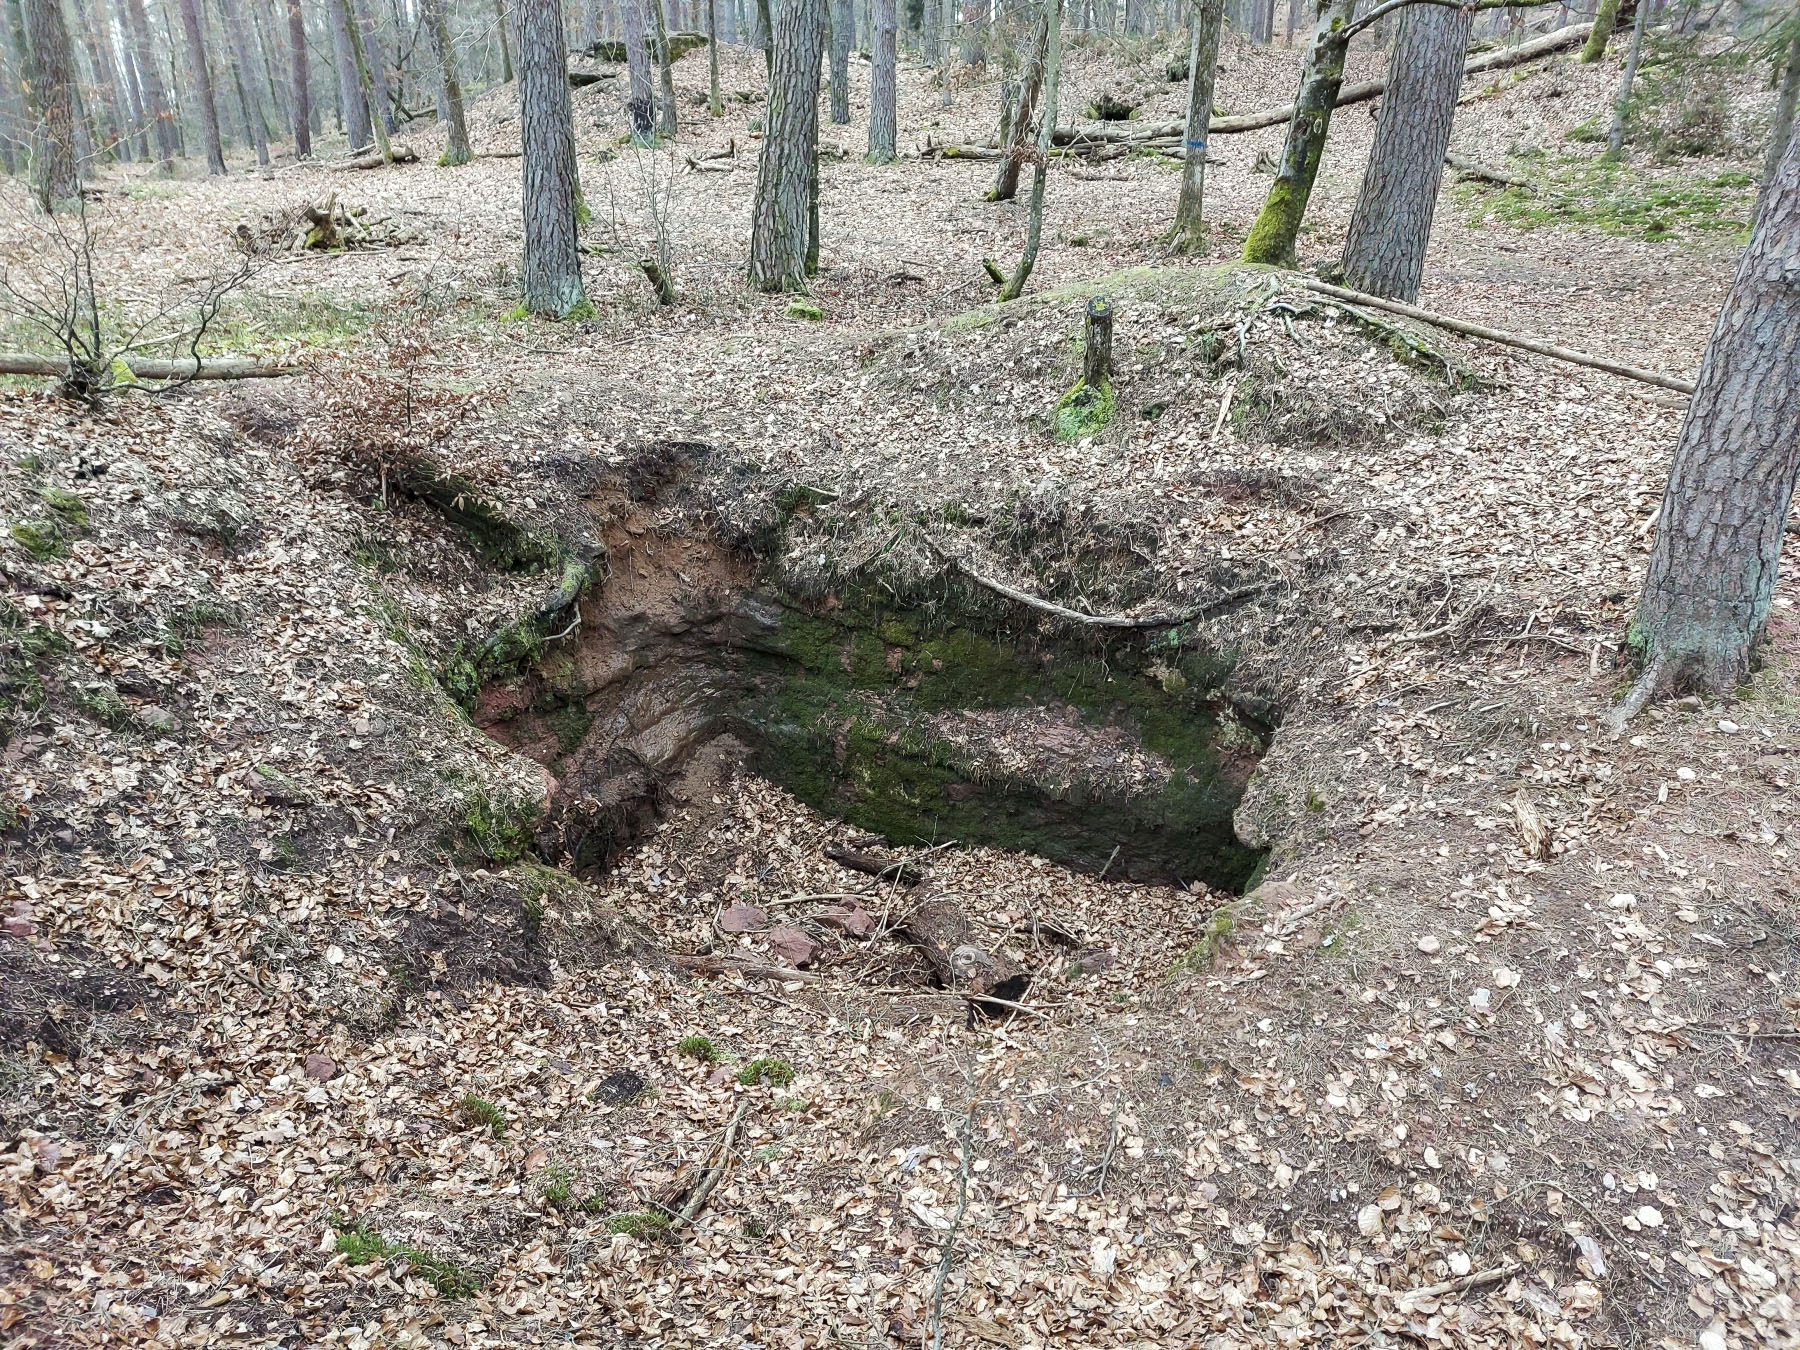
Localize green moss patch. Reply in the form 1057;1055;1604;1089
1460;155;1753;242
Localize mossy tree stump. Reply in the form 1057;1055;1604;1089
1055;296;1115;440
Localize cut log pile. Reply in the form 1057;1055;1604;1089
260;193;425;253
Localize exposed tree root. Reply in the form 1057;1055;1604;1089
1604;655;1666;737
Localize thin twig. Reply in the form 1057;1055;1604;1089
673;1097;750;1228
927;1104;978;1350
1092;1089;1123;1197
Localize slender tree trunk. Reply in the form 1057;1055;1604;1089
1605;0;1647;155
1168;0;1222;253
829;0;851;122
23;0;82;203
748;0;825;290
938;0;952;105
1579;0;1618;61
1759;31;1800;217
999;0;1060;301
339;0;391;157
285;0;311;155
1240;0;1354;267
648;0;678;136
517;0;588;315
124;0;177;162
987;10;1042;200
177;0;227;171
1340;0;1469;300
707;0;722;112
219;0;270;164
423;0;469;161
1627;128;1800;701
494;0;514;80
350;0;393;130
70;0;126;160
756;0;771;69
623;0;654;136
325;0;372;146
867;0;895;159
114;12;153;158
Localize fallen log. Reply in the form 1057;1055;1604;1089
0;354;297;381
1294;278;1697;395
825;845;922;886
1049;21;1595;146
900;889;1031;1010
334;145;420;170
1446;152;1535;192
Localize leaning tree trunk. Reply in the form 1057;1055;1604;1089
1579;0;1619;62
829;0;851;123
285;0;311;156
1168;0;1223;254
868;0;896;160
1625;128;1800;707
1759;31;1800;218
1340;0;1470;300
998;0;1061;301
622;0;654;137
324;0;371;148
748;0;825;291
987;9;1043;202
422;0;469;162
23;0;81;204
648;0;678;137
123;0;177;163
176;0;226;172
517;0;588;316
219;0;269;166
1605;0;1648;156
1241;0;1354;267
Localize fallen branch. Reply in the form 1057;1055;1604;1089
670;954;828;984
333;145;420;170
825;845;922;886
1293;279;1697;394
1445;151;1536;192
0;353;296;381
1047;22;1594;146
1402;1262;1525;1301
938;544;1269;629
674;1097;750;1228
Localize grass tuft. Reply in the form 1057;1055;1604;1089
676;1034;719;1062
457;1092;507;1139
737;1057;795;1087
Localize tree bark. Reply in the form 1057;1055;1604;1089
340;0;391;159
756;0;772;69
219;0;270;165
123;0;177;163
1241;0;1354;267
70;0;126;162
648;0;678;136
494;0;513;81
1340;0;1470;301
1628;128;1800;699
1760;31;1800;218
1605;0;1647;155
516;0;588;316
867;0;896;160
622;0;654;136
1579;0;1618;62
707;0;722;114
324;0;371;148
987;9;1042;201
423;0;470;162
1168;0;1222;254
23;0;81;203
285;0;312;156
829;0;852;123
998;0;1060;301
748;0;825;290
177;0;226;172
349;0;394;131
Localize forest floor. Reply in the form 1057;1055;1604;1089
3;24;1798;1350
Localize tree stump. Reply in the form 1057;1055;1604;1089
1083;296;1114;390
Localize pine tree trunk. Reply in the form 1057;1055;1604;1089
756;0;772;69
1168;0;1222;254
1579;0;1618;62
325;0;371;147
70;0;125;160
340;0;391;158
286;0;311;156
1605;0;1647;155
423;0;469;162
220;0;270;164
648;0;678;136
494;0;513;80
1340;1;1469;300
1759;32;1800;217
868;0;895;159
748;0;825;291
988;11;1042;200
23;0;82;203
122;0;176;162
517;0;588;316
350;0;393;131
113;8;153;159
707;0;722;113
1629;128;1800;698
1240;0;1353;267
829;0;852;123
623;0;654;136
177;0;226;172
999;0;1060;301
938;0;952;106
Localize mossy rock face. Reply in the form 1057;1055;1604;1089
732;590;1265;891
